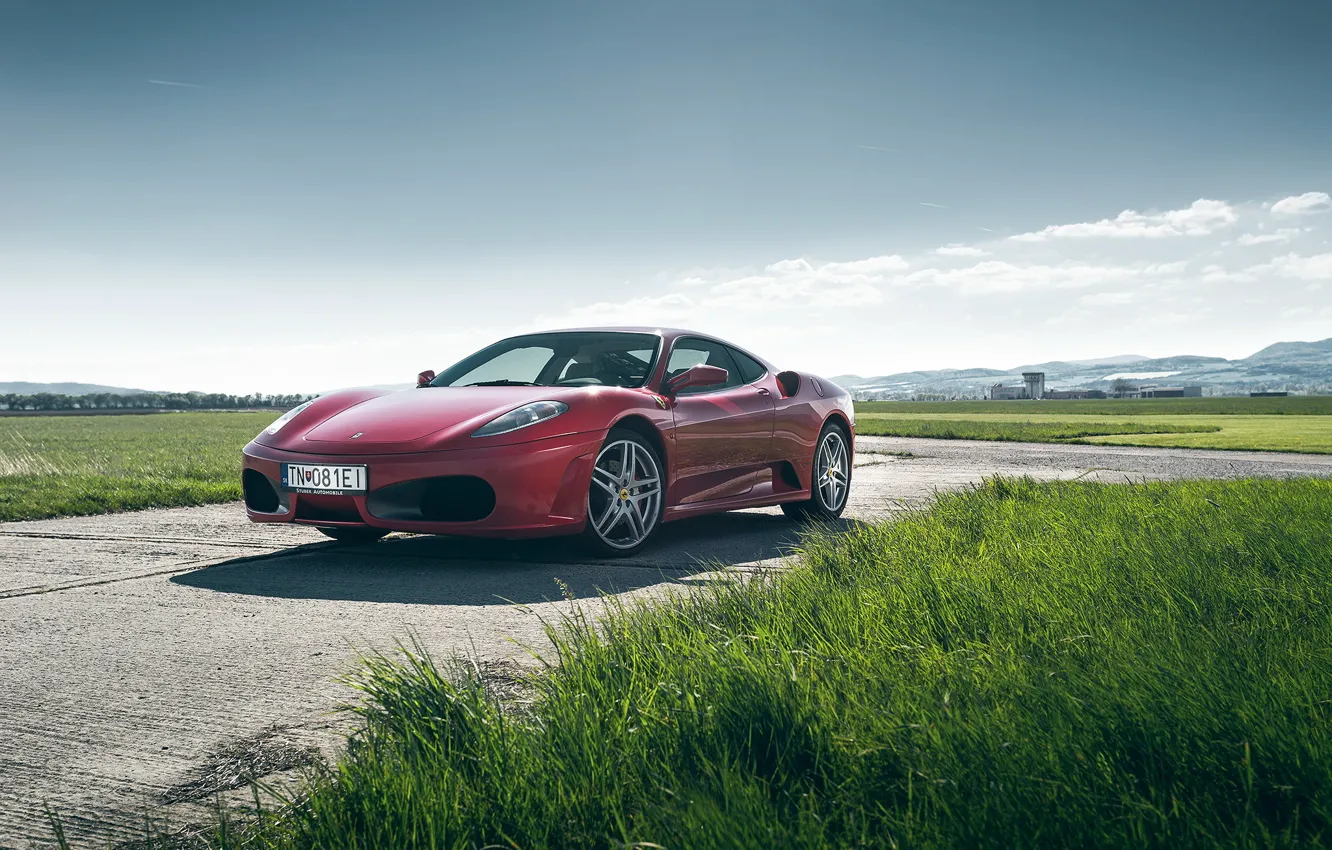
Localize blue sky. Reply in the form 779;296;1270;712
3;0;1330;392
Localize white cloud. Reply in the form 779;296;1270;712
552;255;907;324
816;255;909;278
935;244;989;257
1081;291;1134;306
1261;252;1332;281
1199;264;1257;284
555;293;698;327
1009;199;1238;241
1237;228;1302;246
709;276;882;308
763;255;907;281
897;260;1182;295
1199;252;1332;285
1270;192;1331;216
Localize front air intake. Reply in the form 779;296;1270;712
367;476;497;523
243;469;280;513
421;477;496;522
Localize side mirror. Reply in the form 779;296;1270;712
666;364;728;394
417;370;436;388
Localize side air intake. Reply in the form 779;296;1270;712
242;469;280;513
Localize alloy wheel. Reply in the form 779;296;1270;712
815;429;849;511
587;438;663;550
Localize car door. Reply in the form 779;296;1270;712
665;337;776;504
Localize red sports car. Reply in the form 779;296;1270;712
242;328;853;555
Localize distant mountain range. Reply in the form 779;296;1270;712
833;337;1332;399
0;381;158;395
7;337;1331;400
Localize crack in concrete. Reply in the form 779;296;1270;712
0;531;287;550
0;549;309;600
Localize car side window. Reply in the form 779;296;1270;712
727;347;767;384
665;338;742;395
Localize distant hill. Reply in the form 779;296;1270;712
1061;354;1151;367
842;338;1332;398
0;381;157;395
11;338;1330;400
1246;338;1332;363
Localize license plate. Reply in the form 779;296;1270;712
281;463;368;495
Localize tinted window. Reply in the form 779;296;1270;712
431;332;660;388
728;347;766;384
666;338;742;395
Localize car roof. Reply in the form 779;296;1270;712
533;326;698;337
522;327;775;370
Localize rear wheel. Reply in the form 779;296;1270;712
317;526;390;544
580;429;665;557
782;422;851;521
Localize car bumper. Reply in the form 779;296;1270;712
241;430;604;537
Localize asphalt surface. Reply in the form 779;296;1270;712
3;436;1331;847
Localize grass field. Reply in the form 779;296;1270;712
855;411;1332;453
197;477;1332;848
0;412;272;522
856;418;1221;443
856;398;1332;453
858;396;1332;416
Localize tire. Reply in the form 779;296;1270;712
782;422;852;521
579;428;665;557
317;526;390;544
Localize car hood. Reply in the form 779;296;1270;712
291;386;594;454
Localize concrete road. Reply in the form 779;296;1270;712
3;437;1330;847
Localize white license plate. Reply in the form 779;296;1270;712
281;463;368;495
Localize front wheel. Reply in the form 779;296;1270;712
318;526;390;544
782;423;851;521
579;429;665;557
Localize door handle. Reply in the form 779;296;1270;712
756;387;771;396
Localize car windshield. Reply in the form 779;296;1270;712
430;332;661;389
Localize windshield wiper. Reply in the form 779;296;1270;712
464;380;543;387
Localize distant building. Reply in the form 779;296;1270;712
1138;386;1203;398
1023;372;1046;400
989;372;1047;400
1250;391;1289;397
989;384;1027;400
1044;389;1107;400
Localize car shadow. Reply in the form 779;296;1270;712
170;510;866;606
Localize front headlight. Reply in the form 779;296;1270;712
264;400;314;435
472;400;568;437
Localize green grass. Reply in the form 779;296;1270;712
224;478;1332;849
856;418;1220;443
0;412;273;522
858;396;1332;416
854;411;1332;454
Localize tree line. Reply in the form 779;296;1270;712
0;392;315;412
